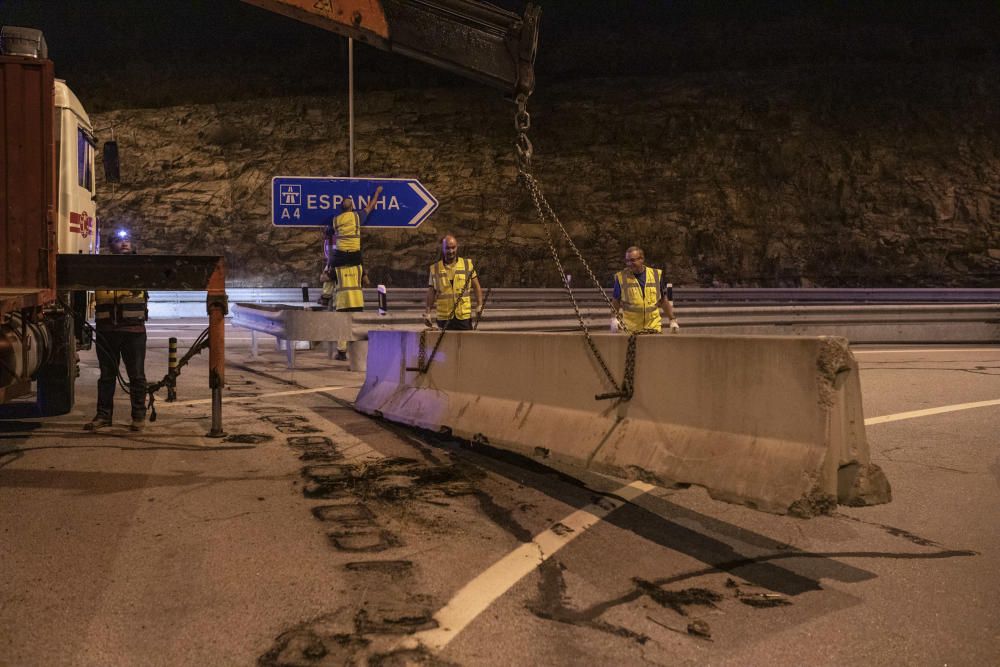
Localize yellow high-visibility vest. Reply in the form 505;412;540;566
333;211;361;252
430;257;475;321
615;267;662;333
95;290;148;326
334;264;364;311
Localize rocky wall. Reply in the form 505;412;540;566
94;67;1000;288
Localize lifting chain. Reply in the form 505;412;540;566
514;93;656;403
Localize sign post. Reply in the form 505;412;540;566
272;177;438;229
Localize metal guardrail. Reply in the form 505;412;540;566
152;287;1000;319
153;287;1000;307
230;300;999;370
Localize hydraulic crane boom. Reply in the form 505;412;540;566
239;0;540;97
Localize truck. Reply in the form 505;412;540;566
0;2;539;416
1;26;96;415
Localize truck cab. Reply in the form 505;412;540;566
55;80;98;255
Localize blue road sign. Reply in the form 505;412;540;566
271;176;438;228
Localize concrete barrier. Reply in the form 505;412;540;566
355;330;890;516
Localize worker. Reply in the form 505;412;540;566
424;234;484;330
610;246;680;334
325;185;382;360
84;230;149;432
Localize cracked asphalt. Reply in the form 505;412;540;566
1;323;998;666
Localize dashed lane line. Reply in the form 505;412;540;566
399;480;655;653
864;398;1000;425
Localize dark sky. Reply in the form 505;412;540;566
2;1;998;110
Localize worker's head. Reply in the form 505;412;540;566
341;197;355;212
109;229;133;255
441;234;458;263
624;246;645;274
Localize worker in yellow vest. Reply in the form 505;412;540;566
84;230;149;432
424;234;483;330
610;246;679;334
323;185;382;360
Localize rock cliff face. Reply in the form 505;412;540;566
94;66;1000;288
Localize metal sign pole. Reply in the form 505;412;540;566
349;37;354;177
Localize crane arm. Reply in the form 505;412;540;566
239;0;540;97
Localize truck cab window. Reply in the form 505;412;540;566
77;128;95;192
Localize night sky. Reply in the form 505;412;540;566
2;1;998;110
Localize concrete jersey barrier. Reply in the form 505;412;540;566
355;330;891;516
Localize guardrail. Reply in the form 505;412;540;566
230;299;999;370
151;286;1000;318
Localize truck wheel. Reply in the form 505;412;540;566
36;313;76;416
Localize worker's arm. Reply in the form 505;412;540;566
364;186;384;214
659;295;675;320
659;283;679;333
471;275;484;314
424;286;437;327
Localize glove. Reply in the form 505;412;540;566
610;316;621;332
669;318;680;334
320;269;331;283
422;312;435;329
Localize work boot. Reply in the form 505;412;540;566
83;416;112;431
335;350;348;361
129;419;146;433
318;295;331;307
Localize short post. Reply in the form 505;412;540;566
206;258;227;438
301;281;309;303
167;337;178;401
377;284;387;315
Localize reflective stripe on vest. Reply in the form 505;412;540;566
432;257;473;321
334;264;365;311
334;211;361;252
95;290;148;326
616;267;662;333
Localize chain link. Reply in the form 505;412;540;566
514;95;664;403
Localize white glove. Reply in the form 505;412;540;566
423;312;435;329
610;316;621;332
669;318;680;334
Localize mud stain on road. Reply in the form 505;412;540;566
258;604;443;666
301;457;476;503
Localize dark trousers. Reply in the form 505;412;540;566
437;317;473;331
96;330;147;420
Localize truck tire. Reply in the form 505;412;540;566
36;313;76;416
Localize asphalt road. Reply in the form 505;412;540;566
1;321;998;666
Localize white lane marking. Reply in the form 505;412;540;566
853;348;1000;355
865;398;1000;425
158;385;352;407
400;480;654;653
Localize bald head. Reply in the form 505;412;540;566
441;234;458;263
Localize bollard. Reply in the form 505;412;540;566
377;284;387;316
206;258;227;438
301;281;309;303
167;337;178;402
